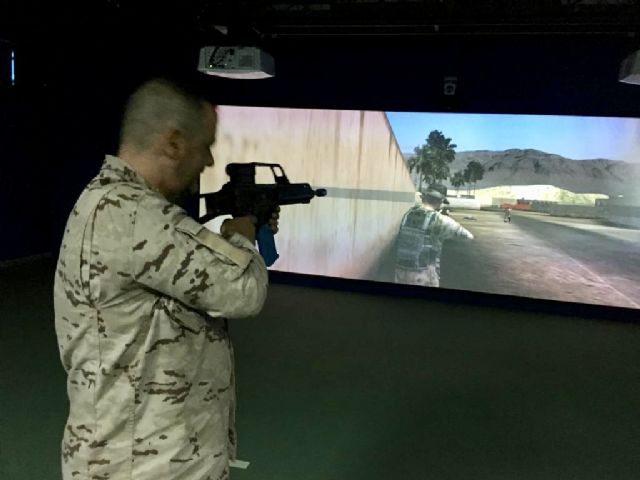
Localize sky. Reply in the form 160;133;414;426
386;112;640;163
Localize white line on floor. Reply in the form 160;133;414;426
560;252;640;309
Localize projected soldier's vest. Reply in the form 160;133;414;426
396;207;438;270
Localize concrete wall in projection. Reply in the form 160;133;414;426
547;204;600;219
200;106;416;280
601;205;640;228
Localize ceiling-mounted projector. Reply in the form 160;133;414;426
619;50;640;85
198;46;275;79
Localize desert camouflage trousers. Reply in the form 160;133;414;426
394;265;440;288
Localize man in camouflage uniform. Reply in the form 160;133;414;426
395;183;474;287
54;79;276;479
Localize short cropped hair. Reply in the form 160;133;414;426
424;194;442;205
119;78;209;151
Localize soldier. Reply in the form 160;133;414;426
395;183;474;287
504;206;512;223
53;78;278;480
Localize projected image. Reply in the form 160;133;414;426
201;107;640;310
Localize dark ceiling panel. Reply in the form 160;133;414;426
2;0;640;42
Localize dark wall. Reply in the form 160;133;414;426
0;89;50;259
2;28;640;263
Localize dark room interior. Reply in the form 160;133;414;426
1;1;640;479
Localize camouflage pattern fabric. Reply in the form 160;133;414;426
54;155;268;480
394;264;441;288
395;205;473;288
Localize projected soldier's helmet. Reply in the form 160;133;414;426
424;183;450;204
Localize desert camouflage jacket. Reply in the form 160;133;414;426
396;205;474;271
54;155;268;480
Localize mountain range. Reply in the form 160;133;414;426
406;149;640;195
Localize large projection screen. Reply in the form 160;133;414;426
201;106;640;310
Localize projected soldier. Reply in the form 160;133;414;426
395;183;474;287
53;78;278;480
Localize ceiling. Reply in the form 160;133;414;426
2;0;640;45
199;0;640;37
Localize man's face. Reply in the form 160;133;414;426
181;105;217;194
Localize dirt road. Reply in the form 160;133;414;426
439;210;640;308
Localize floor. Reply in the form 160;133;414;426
1;257;640;479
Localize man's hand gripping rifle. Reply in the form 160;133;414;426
199;163;326;266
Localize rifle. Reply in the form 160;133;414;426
199;162;327;266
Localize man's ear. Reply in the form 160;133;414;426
164;128;188;162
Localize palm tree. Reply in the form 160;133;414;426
463;161;485;196
409;130;457;191
450;171;466;195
